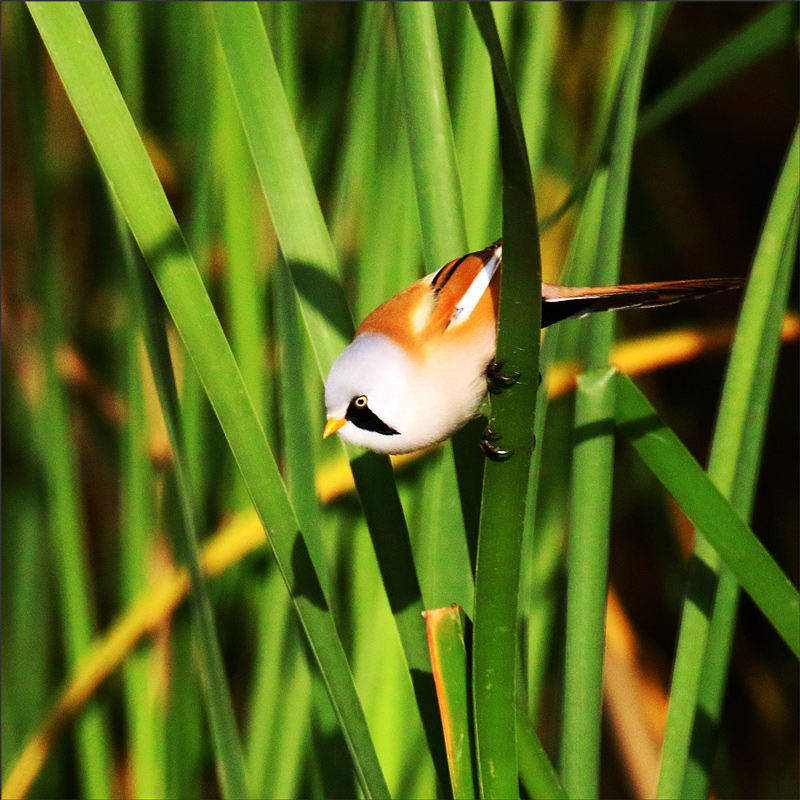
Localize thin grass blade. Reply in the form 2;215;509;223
25;4;389;796
104;7;167;794
681;215;799;800
638;4;799;138
615;373;800;657
112;215;167;800
516;703;567;800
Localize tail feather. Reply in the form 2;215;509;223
540;278;742;328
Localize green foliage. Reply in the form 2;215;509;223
3;3;797;799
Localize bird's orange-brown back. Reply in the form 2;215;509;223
356;245;500;356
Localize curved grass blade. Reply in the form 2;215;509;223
615;373;800;658
25;4;389;796
516;703;567;800
545;3;796;233
657;125;800;799
469;4;541;797
638;4;799;138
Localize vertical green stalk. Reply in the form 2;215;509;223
216;60;265;425
105;7;167;794
449;1;499;251
519;86;612;729
516;1;559;180
31;182;114;800
245;563;312;799
260;0;301;115
469;4;541;798
393;1;468;266
561;6;654;798
215;54;268;511
105;0;142;121
115;214;167;800
167;34;220;785
562;365;616;796
328;1;383;260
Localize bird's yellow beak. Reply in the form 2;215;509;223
323;417;346;439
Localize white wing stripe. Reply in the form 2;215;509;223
448;246;501;328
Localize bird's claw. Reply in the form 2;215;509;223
482;426;501;442
480;427;515;461
480;439;515;461
486;360;521;395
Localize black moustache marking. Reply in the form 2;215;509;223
346;398;400;436
431;254;469;293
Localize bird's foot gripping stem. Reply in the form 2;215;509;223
480;426;515;461
486;360;521;395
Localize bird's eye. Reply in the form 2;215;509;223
345;394;399;436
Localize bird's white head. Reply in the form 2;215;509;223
324;333;428;454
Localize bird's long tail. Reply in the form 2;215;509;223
540;278;743;328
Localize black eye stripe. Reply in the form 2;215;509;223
345;397;399;436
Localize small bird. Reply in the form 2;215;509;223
324;240;740;456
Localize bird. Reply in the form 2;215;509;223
323;240;741;457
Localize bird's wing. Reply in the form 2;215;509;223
355;242;502;351
423;241;502;335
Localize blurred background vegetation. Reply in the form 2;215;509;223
2;2;797;798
